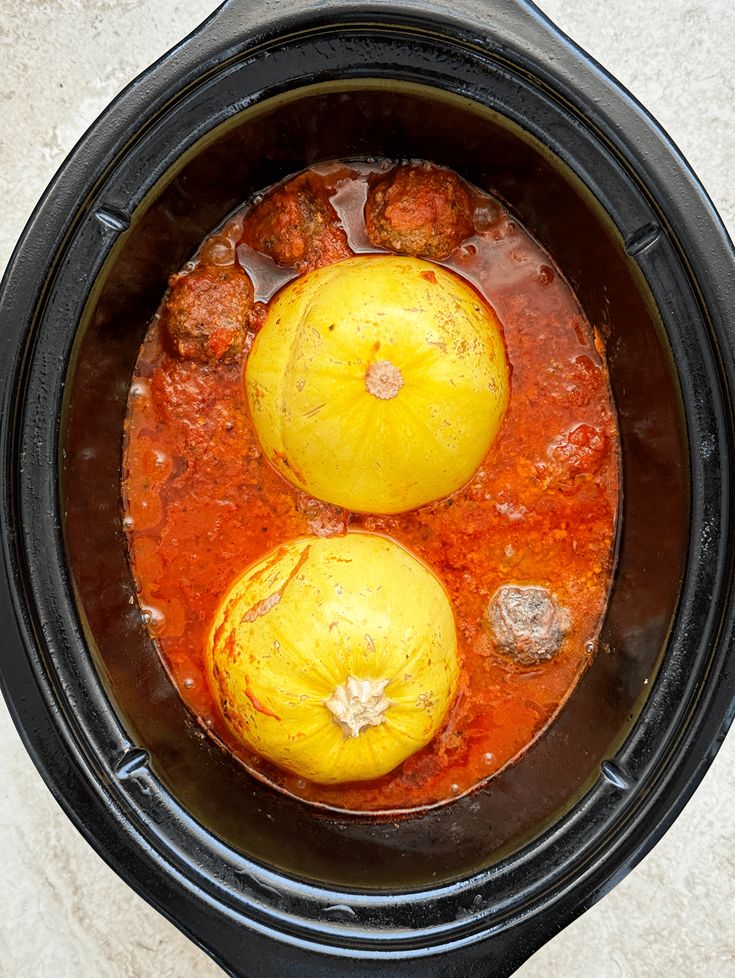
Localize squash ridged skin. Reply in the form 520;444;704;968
245;255;509;514
206;533;459;784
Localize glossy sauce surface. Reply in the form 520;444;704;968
122;162;620;813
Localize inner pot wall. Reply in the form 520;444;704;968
62;81;688;889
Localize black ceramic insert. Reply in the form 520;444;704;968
1;2;734;977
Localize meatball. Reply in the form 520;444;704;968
487;585;570;666
163;264;254;363
295;492;349;538
241;172;351;273
364;164;474;260
551;423;609;477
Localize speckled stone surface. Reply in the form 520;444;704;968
1;1;734;976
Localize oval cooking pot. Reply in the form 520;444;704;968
1;1;735;976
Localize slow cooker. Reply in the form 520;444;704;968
1;1;734;976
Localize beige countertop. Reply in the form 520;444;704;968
1;1;734;975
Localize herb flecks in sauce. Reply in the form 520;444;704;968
122;161;619;813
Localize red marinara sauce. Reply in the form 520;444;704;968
122;161;620;813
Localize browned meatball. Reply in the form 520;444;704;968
364;164;475;260
240;172;351;273
487;585;570;666
163;264;254;363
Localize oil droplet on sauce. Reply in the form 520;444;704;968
140;604;166;632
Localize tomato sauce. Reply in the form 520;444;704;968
122;161;620;813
